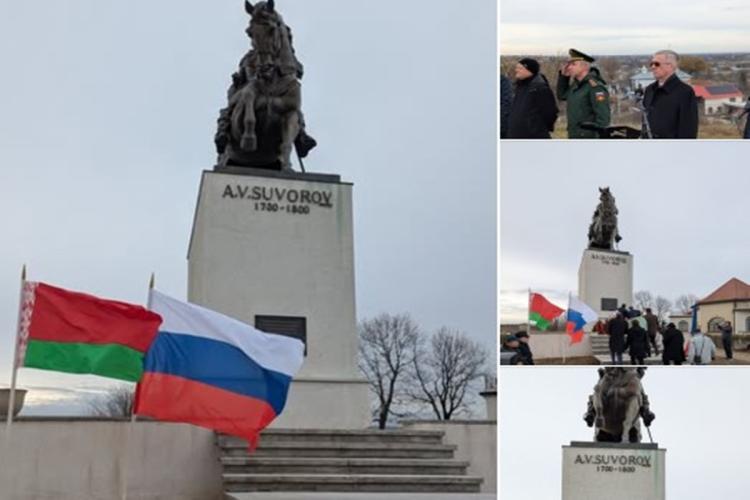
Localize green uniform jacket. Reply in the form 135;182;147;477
556;68;611;138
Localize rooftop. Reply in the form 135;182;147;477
699;278;750;305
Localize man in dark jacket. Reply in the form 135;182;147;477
515;331;535;365
741;98;750;139
661;323;685;365
508;58;558;138
718;321;733;360
625;320;650;365
643;308;660;355
500;75;513;138
641;50;698;138
607;313;628;364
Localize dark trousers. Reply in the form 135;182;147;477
631;356;645;365
663;359;682;366
611;351;623;364
722;336;733;359
649;333;659;355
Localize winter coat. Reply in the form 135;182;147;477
744;108;750;139
517;342;535;365
508;73;558;138
644;313;659;336
661;326;686;363
556;67;610;138
500;75;513;138
625;325;650;359
642;73;699;138
608;316;628;354
687;333;716;365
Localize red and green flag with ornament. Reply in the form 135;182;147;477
528;292;564;331
16;282;162;382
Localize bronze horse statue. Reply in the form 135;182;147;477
588;187;622;250
215;0;316;171
584;368;654;443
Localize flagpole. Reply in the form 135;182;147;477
563;292;571;365
527;288;532;337
121;272;155;500
6;265;27;435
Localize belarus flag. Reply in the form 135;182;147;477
134;291;305;448
566;296;598;345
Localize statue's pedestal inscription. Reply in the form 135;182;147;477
562;442;666;500
578;249;634;319
188;168;370;429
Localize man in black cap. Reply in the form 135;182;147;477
507;58;558;138
556;48;611;138
514;331;535;365
641;50;698;138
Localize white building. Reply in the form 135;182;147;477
630;66;692;90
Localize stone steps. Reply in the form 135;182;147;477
217;429;482;494
219;429;445;446
221;457;470;475
223;440;458;459
222;474;483;493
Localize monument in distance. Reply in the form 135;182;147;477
563;368;665;500
578;187;634;319
188;0;370;429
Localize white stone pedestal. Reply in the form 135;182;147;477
578;249;634;319
188;168;370;429
562;442;665;500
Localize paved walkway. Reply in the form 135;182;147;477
227;494;495;500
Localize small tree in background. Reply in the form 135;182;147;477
409;328;489;421
634;290;654;311
358;313;420;429
88;385;134;418
675;294;700;315
654;296;673;323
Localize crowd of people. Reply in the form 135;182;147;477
501;305;739;366
500;48;750;140
596;304;736;365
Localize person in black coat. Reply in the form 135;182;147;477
508;58;558;138
607;313;628;364
661;322;686;365
515;331;534;365
500;75;513;138
625;320;651;365
641;50;698;138
741;98;750;139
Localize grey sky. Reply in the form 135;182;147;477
0;0;497;409
500;141;750;323
500;0;750;54
501;367;750;500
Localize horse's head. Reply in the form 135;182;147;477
598;187;613;203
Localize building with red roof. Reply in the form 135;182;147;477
696;277;750;333
691;83;745;115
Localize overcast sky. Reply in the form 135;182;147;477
500;141;750;323
0;0;497;414
500;0;750;55
501;367;750;500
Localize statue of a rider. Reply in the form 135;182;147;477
215;0;317;171
583;367;655;444
587;187;622;250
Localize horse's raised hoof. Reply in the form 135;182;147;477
240;134;257;151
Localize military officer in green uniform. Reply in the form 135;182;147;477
556;49;611;138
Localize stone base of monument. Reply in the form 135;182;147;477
219;429;484;494
562;441;665;500
188;168;370;429
578;249;634;320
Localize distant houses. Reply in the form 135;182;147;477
692;83;745;115
629;65;693;90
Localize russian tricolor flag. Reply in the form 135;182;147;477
134;291;305;448
566;296;598;345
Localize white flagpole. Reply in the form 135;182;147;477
121;272;155;500
527;288;532;336
6;265;27;435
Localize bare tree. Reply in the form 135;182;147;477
88;385;134;417
654;296;673;323
358;313;420;429
409;328;489;421
633;290;654;311
675;294;699;314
